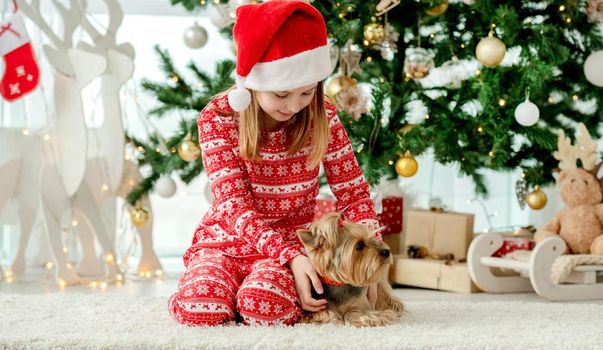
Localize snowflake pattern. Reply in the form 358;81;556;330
196;284;210;295
189;94;376;269
277;165;288;176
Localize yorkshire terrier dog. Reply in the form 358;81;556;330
297;213;404;327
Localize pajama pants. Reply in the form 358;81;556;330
168;250;302;326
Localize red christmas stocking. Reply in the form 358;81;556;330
0;13;40;102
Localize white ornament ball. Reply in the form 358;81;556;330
584;50;603;87
514;98;540;126
156;176;177;198
204;181;214;204
209;5;231;29
183;22;208;49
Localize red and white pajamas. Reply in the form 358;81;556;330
168;95;379;326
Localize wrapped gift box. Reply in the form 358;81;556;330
383;234;402;255
315;196;403;254
375;197;403;235
315;197;403;234
315;199;337;219
405;209;474;260
389;256;480;293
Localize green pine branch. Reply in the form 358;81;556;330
132;0;603;200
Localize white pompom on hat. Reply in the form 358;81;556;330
227;0;332;112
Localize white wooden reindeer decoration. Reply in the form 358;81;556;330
76;0;162;277
0;0;162;284
2;0;108;285
17;0;107;197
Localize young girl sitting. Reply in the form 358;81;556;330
168;0;381;326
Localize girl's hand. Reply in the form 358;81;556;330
367;282;377;310
289;255;327;312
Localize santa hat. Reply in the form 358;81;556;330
227;0;332;112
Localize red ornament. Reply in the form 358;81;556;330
0;13;40;102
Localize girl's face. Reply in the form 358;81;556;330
256;83;317;130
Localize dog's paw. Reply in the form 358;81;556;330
345;310;396;327
305;309;344;325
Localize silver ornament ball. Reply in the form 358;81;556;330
209;5;231;29
183;22;208;49
156;176;177;198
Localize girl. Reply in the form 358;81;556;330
168;0;381;326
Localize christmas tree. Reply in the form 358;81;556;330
128;0;603;207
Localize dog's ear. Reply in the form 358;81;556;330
318;212;342;236
297;229;322;249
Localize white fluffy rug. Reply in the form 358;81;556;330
1;293;602;350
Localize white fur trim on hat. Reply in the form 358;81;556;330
228;76;252;112
244;45;331;91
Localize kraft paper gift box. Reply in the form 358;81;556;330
404;208;475;260
389;257;480;293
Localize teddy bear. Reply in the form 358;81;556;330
534;123;603;255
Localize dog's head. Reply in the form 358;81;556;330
297;213;392;287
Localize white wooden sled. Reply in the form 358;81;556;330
468;232;603;301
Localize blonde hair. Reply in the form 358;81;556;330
213;81;329;169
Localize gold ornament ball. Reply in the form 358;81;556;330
425;0;449;16
475;35;506;68
325;75;357;100
364;23;385;45
399;123;417;134
526;185;547;210
178;139;201;162
395;153;418;177
131;207;150;228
